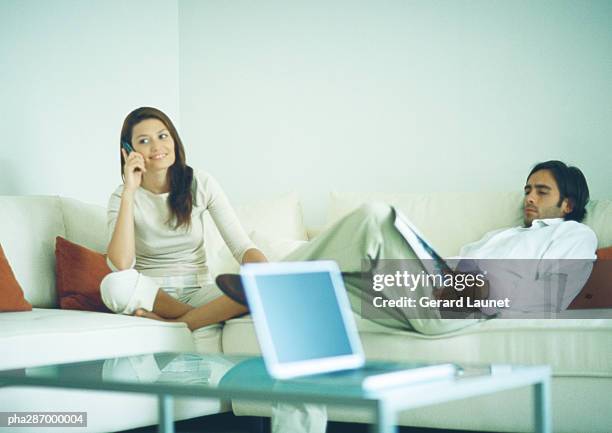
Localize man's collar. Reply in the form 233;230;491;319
530;218;564;228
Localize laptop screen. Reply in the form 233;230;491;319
252;271;354;363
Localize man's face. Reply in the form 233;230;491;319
523;169;572;227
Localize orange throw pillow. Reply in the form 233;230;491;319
568;246;612;309
55;236;112;312
0;244;32;312
596;246;612;260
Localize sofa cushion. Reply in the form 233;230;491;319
0;308;196;370
236;191;307;241
0;308;228;431
210;231;310;276
221;312;612;378
0;244;32;312
354;312;612;378
0;196;66;308
59;197;108;253
55;237;111;312
582;199;612;249
568;247;612;309
205;191;308;276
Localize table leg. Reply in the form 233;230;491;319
534;379;552;433
370;401;397;433
158;394;174;433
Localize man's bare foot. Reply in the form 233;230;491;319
134;308;172;322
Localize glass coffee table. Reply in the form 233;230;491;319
0;352;551;433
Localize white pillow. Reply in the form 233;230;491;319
206;231;309;278
60;197;107;252
236;191;308;241
583;199;612;248
207;247;240;277
205;191;307;276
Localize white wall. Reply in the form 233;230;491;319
0;0;180;207
1;1;610;226
178;0;612;226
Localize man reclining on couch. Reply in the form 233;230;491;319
102;159;597;336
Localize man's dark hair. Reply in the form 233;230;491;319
528;160;590;222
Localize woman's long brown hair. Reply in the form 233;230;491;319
120;107;194;230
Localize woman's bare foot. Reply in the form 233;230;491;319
134;308;173;322
134;308;196;331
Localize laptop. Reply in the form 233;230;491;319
239;260;456;389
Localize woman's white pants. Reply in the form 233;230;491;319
100;270;224;353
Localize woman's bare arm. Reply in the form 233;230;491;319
107;148;146;270
107;189;137;270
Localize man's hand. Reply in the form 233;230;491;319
461;274;490;301
434;271;490;304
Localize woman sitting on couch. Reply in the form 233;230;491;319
101;106;268;334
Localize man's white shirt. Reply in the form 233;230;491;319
458;218;597;314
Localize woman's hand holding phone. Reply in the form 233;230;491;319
122;148;146;192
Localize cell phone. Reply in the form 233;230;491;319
121;140;134;155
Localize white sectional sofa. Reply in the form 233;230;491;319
1;192;611;433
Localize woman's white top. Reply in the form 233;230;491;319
106;170;255;281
